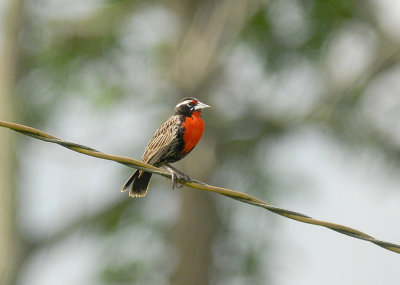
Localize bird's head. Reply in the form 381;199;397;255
174;97;210;116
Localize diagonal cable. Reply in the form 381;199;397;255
1;120;399;254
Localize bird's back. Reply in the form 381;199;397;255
141;115;184;166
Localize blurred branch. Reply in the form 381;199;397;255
1;120;400;255
310;43;400;122
170;0;261;93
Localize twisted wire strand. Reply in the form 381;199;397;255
1;120;399;254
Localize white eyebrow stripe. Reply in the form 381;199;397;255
175;99;195;108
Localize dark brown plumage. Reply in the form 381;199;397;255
121;97;210;198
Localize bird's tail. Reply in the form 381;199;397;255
121;170;152;198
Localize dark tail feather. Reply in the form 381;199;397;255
121;170;152;198
121;170;139;192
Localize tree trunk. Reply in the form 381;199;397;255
168;1;259;283
0;0;23;284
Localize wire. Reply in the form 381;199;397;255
1;120;399;255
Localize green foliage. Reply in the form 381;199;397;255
307;0;359;48
240;0;361;69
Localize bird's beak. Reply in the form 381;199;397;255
194;101;211;111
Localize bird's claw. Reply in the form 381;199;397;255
171;172;192;189
163;164;192;189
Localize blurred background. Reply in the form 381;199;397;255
1;0;400;284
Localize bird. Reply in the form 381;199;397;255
121;97;210;198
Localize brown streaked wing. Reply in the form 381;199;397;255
141;115;180;165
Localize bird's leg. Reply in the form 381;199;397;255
163;164;192;189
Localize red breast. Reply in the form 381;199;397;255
181;110;205;153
